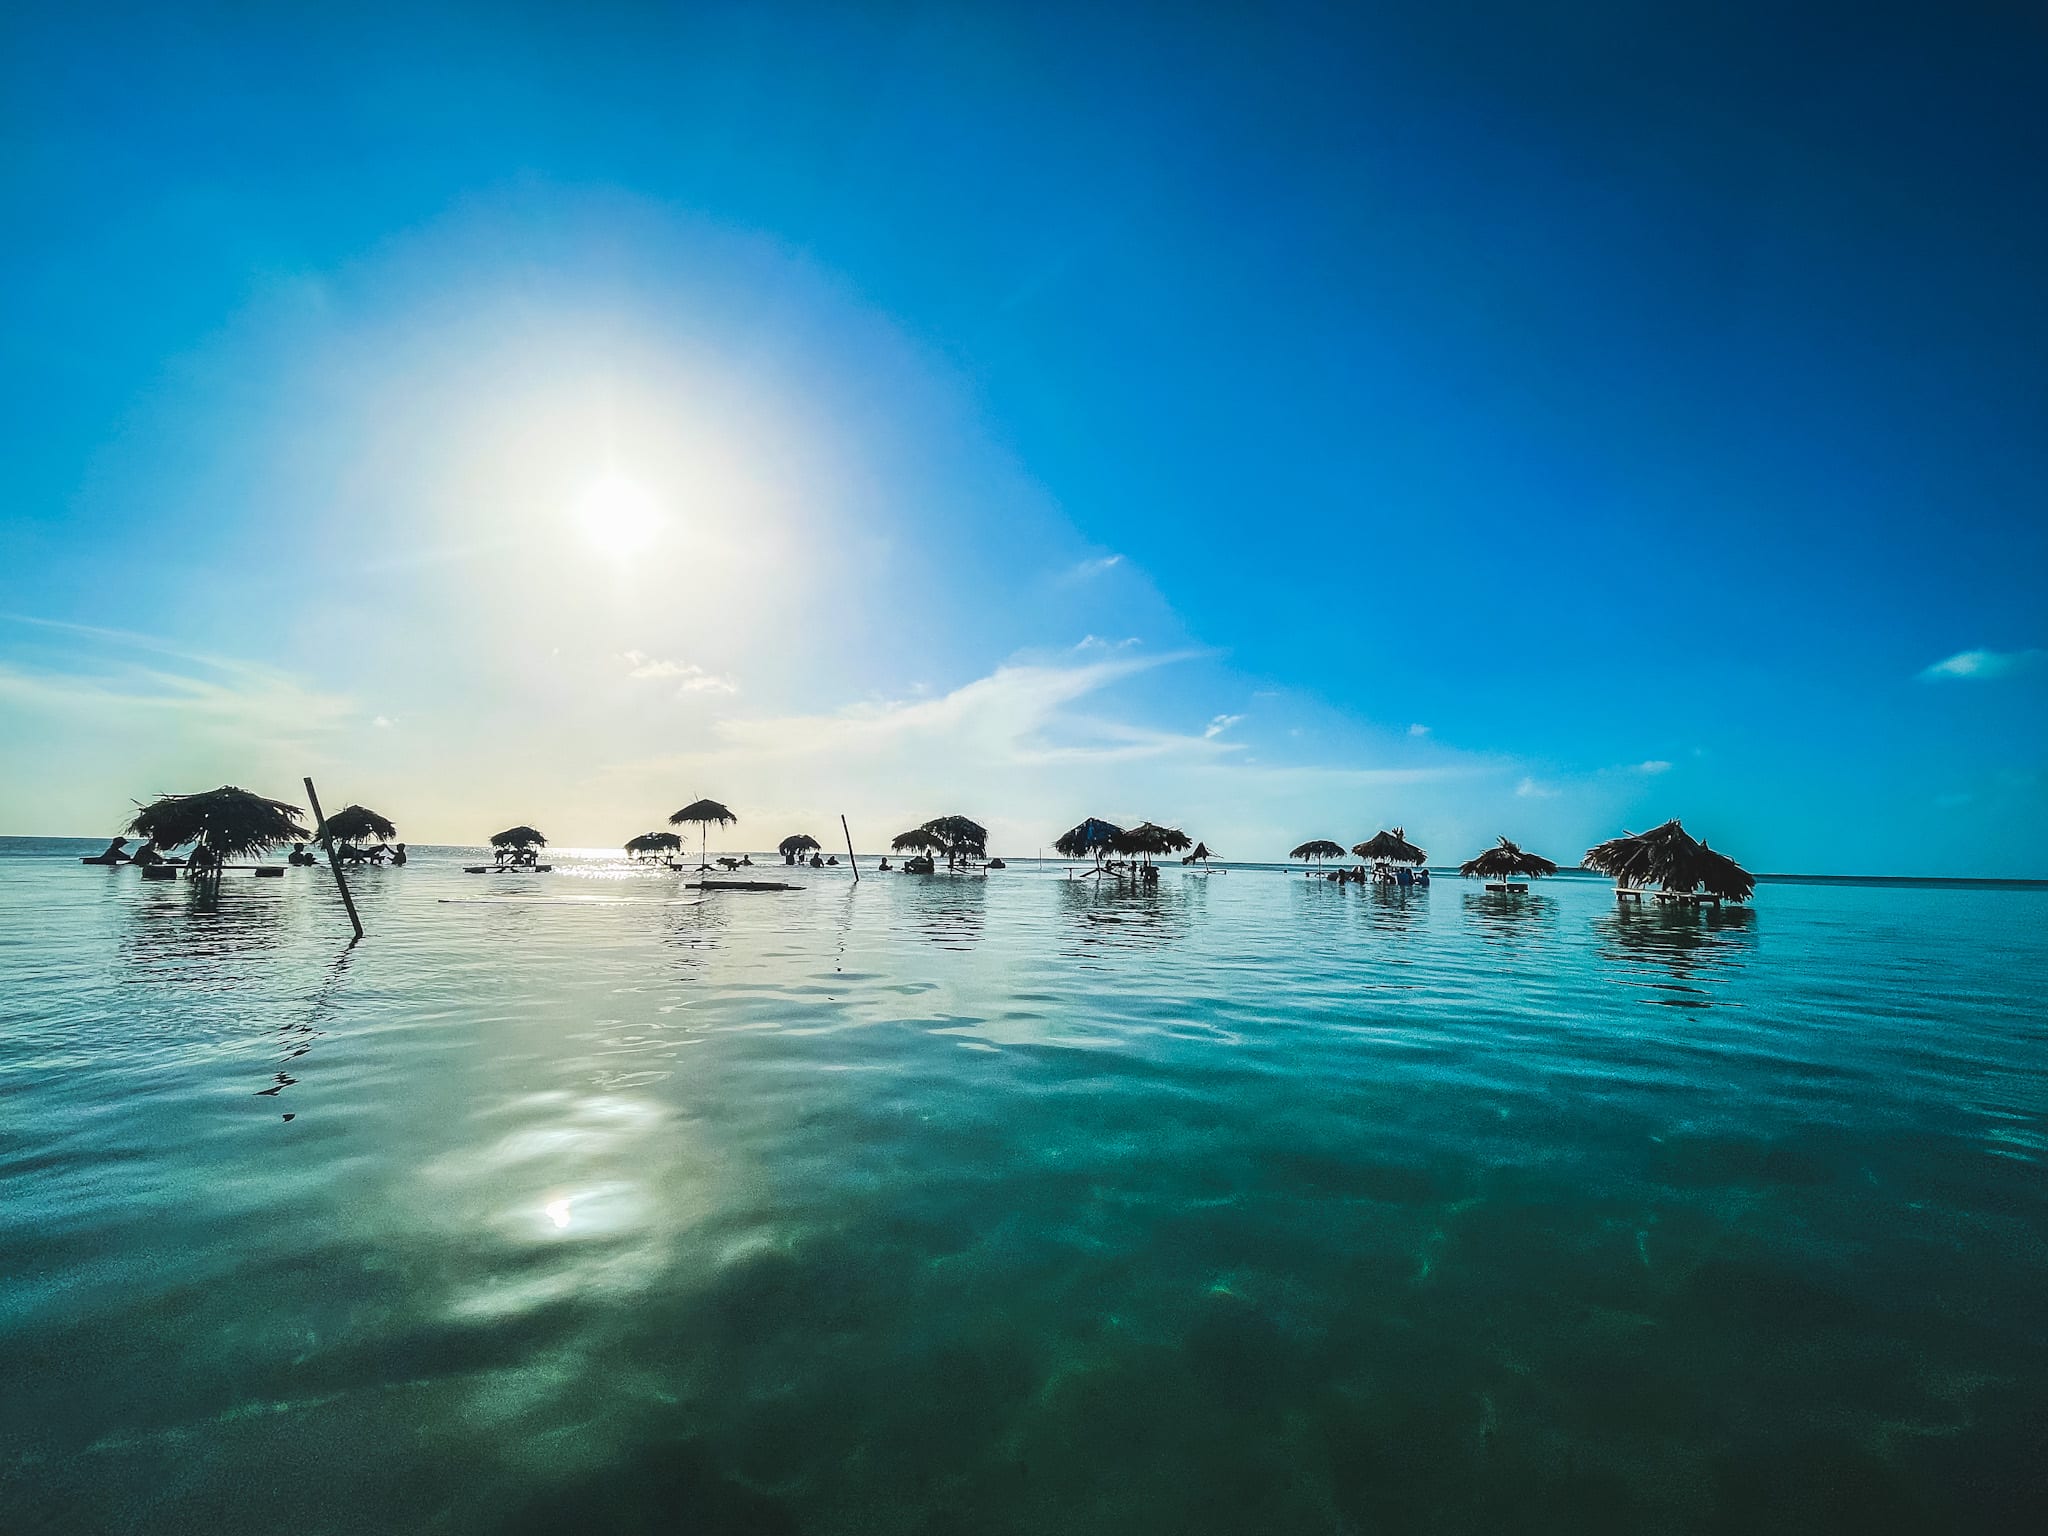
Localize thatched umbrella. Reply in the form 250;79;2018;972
1053;818;1123;865
1181;841;1217;865
891;828;947;856
778;833;822;861
626;831;682;859
128;787;309;875
668;797;737;870
1459;837;1559;882
1290;838;1347;872
1353;829;1426;866
1583;819;1754;902
324;804;397;851
921;814;988;867
1112;823;1193;862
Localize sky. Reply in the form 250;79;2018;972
3;1;2044;875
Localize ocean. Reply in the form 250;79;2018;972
2;837;2043;1532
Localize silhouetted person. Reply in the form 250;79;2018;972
130;839;165;867
390;843;407;865
91;837;130;863
288;843;316;866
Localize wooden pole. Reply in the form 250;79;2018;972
841;815;859;881
303;776;364;944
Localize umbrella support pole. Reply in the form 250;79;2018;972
304;776;364;944
841;815;859;881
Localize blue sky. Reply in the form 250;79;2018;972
3;1;2044;874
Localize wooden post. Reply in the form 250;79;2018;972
304;776;364;944
841;815;859;881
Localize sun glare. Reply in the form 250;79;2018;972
573;474;663;559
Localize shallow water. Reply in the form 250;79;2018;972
3;839;2044;1533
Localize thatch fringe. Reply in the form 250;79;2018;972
491;825;547;849
1353;829;1425;865
1582;819;1754;902
324;804;397;847
778;833;822;857
669;799;737;828
1458;837;1558;879
128;786;309;860
626;831;682;856
1054;818;1123;859
1290;839;1346;862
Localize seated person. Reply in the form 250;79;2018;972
390;843;407;866
186;844;219;874
288;843;317;866
129;839;166;867
877;857;891;872
89;837;130;863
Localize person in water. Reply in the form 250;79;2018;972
877;857;892;872
94;837;130;862
186;844;219;874
129;839;165;867
288;843;316;866
390;843;407;866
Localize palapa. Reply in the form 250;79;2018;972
1582;819;1754;903
127;786;310;866
1459;837;1558;881
1352;829;1426;866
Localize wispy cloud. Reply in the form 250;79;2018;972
1408;723;1431;737
1515;776;1559;799
0;614;357;753
1073;634;1141;651
1204;713;1244;739
1637;759;1672;774
1064;553;1124;582
619;650;739;695
1919;648;2042;681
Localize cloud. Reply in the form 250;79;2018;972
1637;760;1672;774
1074;634;1141;651
1515;777;1559;799
1408;723;1430;737
619;650;738;695
1919;648;2042;681
1064;553;1124;582
374;715;395;728
1204;713;1244;739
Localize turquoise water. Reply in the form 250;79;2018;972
3;838;2044;1533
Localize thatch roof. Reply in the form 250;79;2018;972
1112;822;1193;858
778;833;822;856
128;786;309;859
1353;828;1425;865
323;804;397;847
626;831;682;855
491;825;548;849
922;815;988;857
1181;841;1216;864
891;828;947;854
669;798;737;828
1054;818;1122;858
1290;839;1347;861
1582;819;1755;902
1459;837;1559;880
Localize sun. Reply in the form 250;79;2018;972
573;473;663;559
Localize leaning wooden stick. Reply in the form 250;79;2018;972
841;814;859;881
303;776;364;943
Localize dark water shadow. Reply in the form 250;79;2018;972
1057;877;1192;964
257;944;355;1118
120;874;292;987
1461;887;1559;948
1593;902;1757;1008
902;873;987;952
497;1436;800;1535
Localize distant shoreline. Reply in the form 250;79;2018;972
3;835;2041;888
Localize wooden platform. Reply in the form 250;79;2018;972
464;864;554;874
688;880;801;892
1615;887;1723;906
